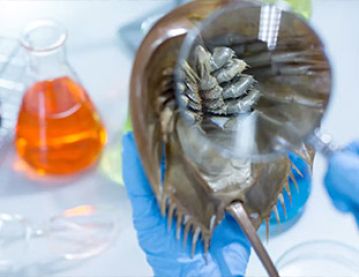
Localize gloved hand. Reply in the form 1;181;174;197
325;141;359;225
122;133;251;277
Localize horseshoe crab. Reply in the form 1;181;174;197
129;1;331;275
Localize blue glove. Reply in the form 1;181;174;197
325;141;359;225
122;133;251;277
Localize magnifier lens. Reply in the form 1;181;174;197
175;2;331;161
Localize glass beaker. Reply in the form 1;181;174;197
0;205;120;274
15;20;107;175
276;240;359;276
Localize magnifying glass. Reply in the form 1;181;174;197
174;2;333;276
175;1;333;163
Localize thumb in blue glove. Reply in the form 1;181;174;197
325;141;359;225
122;132;251;277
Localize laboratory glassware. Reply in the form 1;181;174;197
276;240;359;276
0;37;25;157
0;205;120;274
15;20;107;175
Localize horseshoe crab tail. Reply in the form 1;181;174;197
227;202;279;277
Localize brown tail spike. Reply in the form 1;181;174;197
272;206;280;224
283;181;292;204
203;237;210;255
227;203;279;277
297;145;313;172
291;162;304;177
278;193;287;218
183;220;193;248
176;210;183;240
191;227;201;257
160;192;168;216
288;171;299;192
167;202;176;231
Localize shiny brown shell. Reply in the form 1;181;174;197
130;0;329;256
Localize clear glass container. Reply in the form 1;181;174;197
0;205;120;274
15;20;107;175
276;240;359;276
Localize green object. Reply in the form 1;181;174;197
262;0;312;19
284;0;311;19
123;115;133;132
101;115;132;186
101;139;124;185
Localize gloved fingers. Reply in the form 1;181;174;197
326;187;351;212
210;214;251;276
325;151;359;216
212;214;250;250
122;132;165;234
345;140;359;155
130;196;162;227
212;242;249;277
325;151;359;195
354;207;359;227
123;132;251;275
122;132;154;197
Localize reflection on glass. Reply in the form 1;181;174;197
0;205;120;274
276;240;359;276
258;4;282;50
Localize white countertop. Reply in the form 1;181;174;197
0;1;358;276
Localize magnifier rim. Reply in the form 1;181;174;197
175;1;333;162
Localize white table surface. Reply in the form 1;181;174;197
0;1;358;276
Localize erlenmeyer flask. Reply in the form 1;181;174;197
15;20;107;175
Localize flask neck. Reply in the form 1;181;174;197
21;20;71;81
27;47;68;80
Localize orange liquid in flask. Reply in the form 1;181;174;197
15;76;107;175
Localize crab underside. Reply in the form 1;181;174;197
130;0;330;257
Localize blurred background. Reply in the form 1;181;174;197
0;0;358;276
